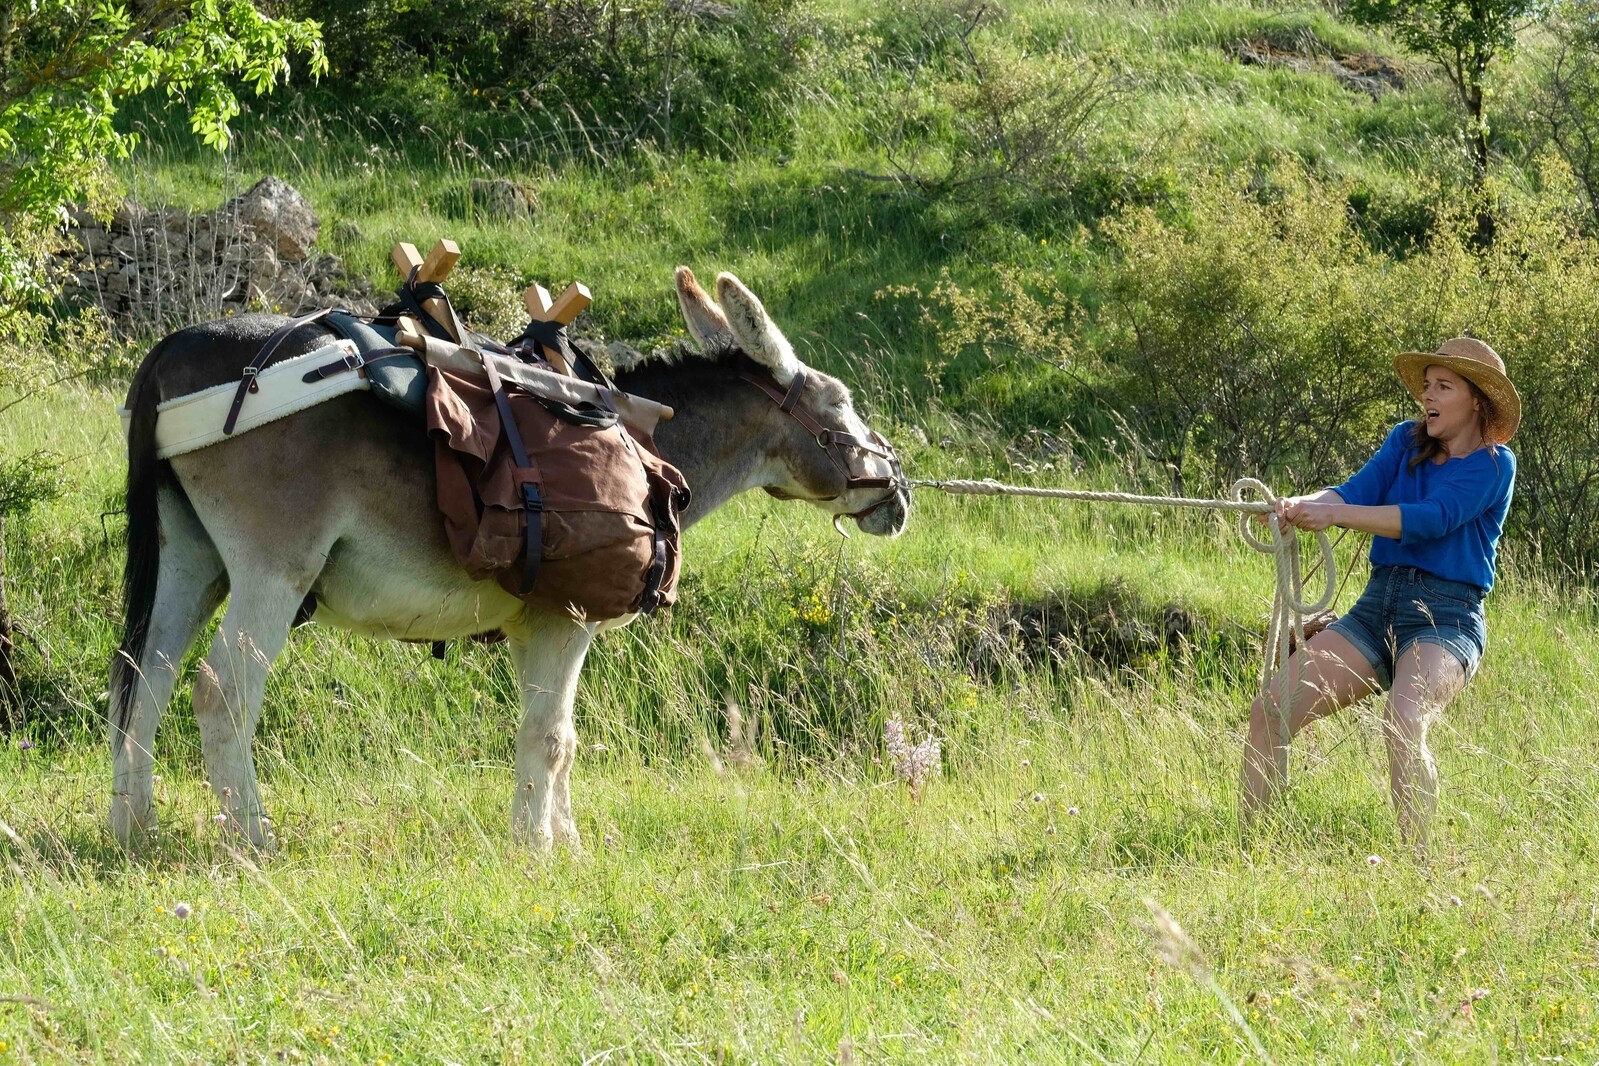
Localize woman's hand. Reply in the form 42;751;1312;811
1273;496;1341;532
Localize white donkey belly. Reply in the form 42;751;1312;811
310;534;526;641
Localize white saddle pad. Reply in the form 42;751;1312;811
118;340;364;459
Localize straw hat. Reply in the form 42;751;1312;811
1393;337;1521;444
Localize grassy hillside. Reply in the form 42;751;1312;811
6;0;1599;1060
114;0;1506;352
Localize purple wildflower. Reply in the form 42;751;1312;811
883;717;941;797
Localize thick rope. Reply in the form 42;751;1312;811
909;476;1336;779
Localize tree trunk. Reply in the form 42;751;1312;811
1466;81;1496;245
0;516;18;730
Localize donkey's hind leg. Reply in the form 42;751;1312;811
193;575;306;849
109;485;226;846
507;611;596;851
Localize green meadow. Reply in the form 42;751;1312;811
5;0;1599;1060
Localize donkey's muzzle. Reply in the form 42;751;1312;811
854;485;910;538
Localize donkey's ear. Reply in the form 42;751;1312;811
715;272;801;385
675;266;733;352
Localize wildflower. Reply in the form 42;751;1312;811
1145;899;1207;976
1366;854;1383;867
174;903;192;919
883;717;941;797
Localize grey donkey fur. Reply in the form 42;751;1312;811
111;267;910;851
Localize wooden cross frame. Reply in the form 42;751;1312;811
523;281;591;376
391;239;462;340
389;237;593;378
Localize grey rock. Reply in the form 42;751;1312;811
469;178;538;221
220;176;319;261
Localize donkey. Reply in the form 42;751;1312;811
110;267;909;851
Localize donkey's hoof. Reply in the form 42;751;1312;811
109;796;157;847
552;819;584;854
214;813;278;854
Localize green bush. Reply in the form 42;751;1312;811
1100;167;1399;493
1099;163;1599;578
284;0;817;154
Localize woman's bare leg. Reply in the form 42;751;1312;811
1385;642;1467;853
1241;629;1384;824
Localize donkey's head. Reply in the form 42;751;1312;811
673;267;910;538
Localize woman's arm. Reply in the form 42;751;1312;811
1273;491;1403;538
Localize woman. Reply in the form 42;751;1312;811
1240;337;1518;849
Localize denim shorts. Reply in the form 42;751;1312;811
1325;565;1488;689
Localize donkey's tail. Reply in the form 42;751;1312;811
112;335;171;738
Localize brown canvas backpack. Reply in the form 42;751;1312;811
425;361;689;621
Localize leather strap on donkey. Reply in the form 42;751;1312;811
741;368;903;493
223;307;335;435
479;348;545;597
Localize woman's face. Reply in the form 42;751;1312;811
1420;365;1480;442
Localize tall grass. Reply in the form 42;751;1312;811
6;1;1598;1058
2;380;1597;1059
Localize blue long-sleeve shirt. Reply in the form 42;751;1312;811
1328;421;1515;592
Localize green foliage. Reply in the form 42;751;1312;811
1101;169;1401;491
444;264;529;340
1345;0;1540;60
285;0;816;153
849;2;1118;214
0;0;326;204
1345;0;1546;177
1534;0;1599;228
0;0;325;335
0;452;62;518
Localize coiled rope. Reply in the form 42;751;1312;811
908;476;1337;774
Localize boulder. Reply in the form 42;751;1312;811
221;176;320;261
468;178;538;221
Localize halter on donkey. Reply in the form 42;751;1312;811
110;267;910;851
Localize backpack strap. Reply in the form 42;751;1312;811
478;351;544;597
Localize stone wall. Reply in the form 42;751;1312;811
58;177;379;329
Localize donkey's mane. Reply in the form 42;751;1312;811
610;341;767;402
607;337;740;374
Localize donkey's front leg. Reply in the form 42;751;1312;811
507;612;595;851
193;580;300;849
